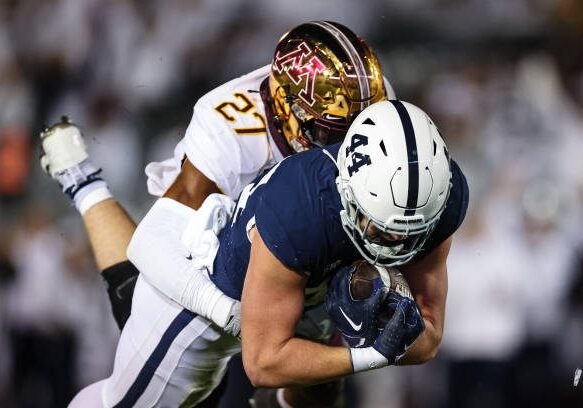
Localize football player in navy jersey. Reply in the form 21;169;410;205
215;100;468;385
67;100;468;407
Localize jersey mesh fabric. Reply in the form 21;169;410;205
211;144;359;299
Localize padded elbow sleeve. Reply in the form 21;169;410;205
101;261;139;329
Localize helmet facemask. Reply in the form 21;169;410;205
284;88;357;150
270;79;372;152
339;183;443;266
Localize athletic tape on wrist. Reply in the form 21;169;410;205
78;184;113;214
350;347;389;373
180;272;236;327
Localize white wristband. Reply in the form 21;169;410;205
77;183;113;215
350;347;389;373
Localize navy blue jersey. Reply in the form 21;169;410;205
211;144;356;301
211;144;469;301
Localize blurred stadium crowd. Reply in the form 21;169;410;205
0;0;582;407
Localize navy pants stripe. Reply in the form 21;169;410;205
114;309;196;408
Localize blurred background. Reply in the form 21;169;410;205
0;0;582;407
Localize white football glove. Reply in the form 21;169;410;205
224;301;241;339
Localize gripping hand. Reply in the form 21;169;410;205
372;292;425;363
350;292;424;372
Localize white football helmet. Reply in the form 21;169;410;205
336;100;452;266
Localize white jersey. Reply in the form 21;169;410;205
146;65;284;199
146;65;396;199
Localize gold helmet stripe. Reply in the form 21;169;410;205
312;21;371;108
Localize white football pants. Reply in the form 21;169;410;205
71;275;241;408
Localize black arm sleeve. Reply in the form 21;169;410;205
101;261;139;329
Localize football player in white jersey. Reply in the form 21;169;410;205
41;21;394;407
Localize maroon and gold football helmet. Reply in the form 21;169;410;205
262;21;389;154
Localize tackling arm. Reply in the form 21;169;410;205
241;227;353;388
127;159;240;332
163;158;222;209
396;236;452;364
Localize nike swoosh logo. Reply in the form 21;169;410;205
396;344;412;362
339;306;363;331
115;275;138;300
186;254;193;260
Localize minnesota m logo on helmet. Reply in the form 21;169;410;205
273;42;326;107
266;21;391;153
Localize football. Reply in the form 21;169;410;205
350;261;413;324
350;261;412;300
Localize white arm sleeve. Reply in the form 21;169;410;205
127;197;236;328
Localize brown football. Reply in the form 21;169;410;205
349;261;413;301
349;261;413;326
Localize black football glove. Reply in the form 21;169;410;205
372;291;425;363
325;263;389;347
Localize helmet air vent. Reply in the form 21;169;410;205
379;140;388;156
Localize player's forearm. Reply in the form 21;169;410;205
243;337;353;388
127;198;236;327
396;317;441;365
83;198;136;270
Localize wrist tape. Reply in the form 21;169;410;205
350;347;389;373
